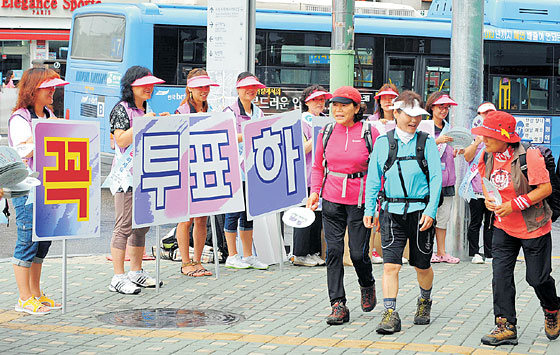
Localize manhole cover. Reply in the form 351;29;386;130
96;308;244;328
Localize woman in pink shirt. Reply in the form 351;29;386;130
306;86;379;325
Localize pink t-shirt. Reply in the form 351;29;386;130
311;122;379;205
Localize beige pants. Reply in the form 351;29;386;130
111;191;150;250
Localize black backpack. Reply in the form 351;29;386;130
380;130;443;216
484;143;560;222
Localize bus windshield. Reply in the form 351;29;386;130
71;15;126;61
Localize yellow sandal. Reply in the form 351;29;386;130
14;297;51;315
36;291;62;310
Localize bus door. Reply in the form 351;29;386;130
422;57;450;102
385;55;417;93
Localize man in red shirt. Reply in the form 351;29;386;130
473;111;560;346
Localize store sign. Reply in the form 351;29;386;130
1;0;138;17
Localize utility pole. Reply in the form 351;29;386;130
448;0;484;259
330;0;355;91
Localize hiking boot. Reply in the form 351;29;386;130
544;309;560;340
360;284;376;312
413;298;432;325
326;301;349;325
481;317;518;346
376;309;401;334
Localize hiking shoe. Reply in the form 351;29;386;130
108;274;141;295
293;255;317;267
360;284;376;312
225;254;250;269
376;309;401;334
471;254;484;264
414;298;432;325
243;255;269;270
326;301;349;325
481;317;518;346
128;269;163;288
310;253;325;266
371;251;383;264
544;309;560;340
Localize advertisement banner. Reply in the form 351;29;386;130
243;110;307;219
189;112;245;217
33;120;100;241
132;115;190;228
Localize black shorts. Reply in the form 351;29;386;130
379;209;435;269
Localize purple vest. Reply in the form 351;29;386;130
435;124;456;187
116;101;145;154
8;107;54;169
224;99;264;134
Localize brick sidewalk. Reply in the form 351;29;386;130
0;256;559;354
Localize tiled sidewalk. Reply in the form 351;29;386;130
0;256;558;354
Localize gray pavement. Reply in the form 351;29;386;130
0;255;559;354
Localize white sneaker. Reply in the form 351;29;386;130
402;257;409;264
225;254;250;269
471;254;484;264
371;251;383;264
293;255;317;267
311;253;326;266
485;257;493;264
108;274;141;295
128;269;163;288
243;255;269;270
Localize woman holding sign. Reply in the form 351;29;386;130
425;91;460;264
222;72;269;270
108;66;166;294
290;85;331;267
307;86;379;325
175;68;218;277
8;67;67;314
473;111;560;345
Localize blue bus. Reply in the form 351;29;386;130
65;0;560;155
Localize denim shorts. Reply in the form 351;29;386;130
224;211;253;233
12;195;51;267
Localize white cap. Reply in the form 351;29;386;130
390;99;429;117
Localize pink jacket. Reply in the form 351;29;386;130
311;122;379;205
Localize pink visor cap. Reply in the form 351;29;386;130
187;75;219;88
477;102;496;114
131;75;165;87
305;90;333;102
38;78;69;89
432;94;458;106
374;89;398;99
236;76;266;89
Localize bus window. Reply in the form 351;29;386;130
556;78;560;113
491;76;549;112
71;15;125;61
354;35;375;88
424;58;450;101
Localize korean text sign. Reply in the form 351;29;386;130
33;120;100;241
243;110;307;219
132;115;190;228
188;112;244;217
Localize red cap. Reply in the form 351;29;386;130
38;78;69;89
374;88;399;99
305;90;333;102
432;94;458;106
471;111;520;143
331;86;362;105
131;75;165;87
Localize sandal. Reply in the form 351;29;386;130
36;291;62;310
430;254;441;263
193;261;213;277
181;261;205;277
440;253;460;264
14;297;51;315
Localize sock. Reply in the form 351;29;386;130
383;298;396;310
420;286;432;300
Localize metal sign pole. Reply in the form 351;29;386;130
61;238;67;314
156;225;161;292
210;216;220;279
276;213;284;272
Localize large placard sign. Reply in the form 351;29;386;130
32;120;100;241
132;115;190;228
243;110;307;219
189;112;244;217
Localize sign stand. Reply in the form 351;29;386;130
61;239;68;314
210;216;220;279
275;213;284;272
156;225;161;293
